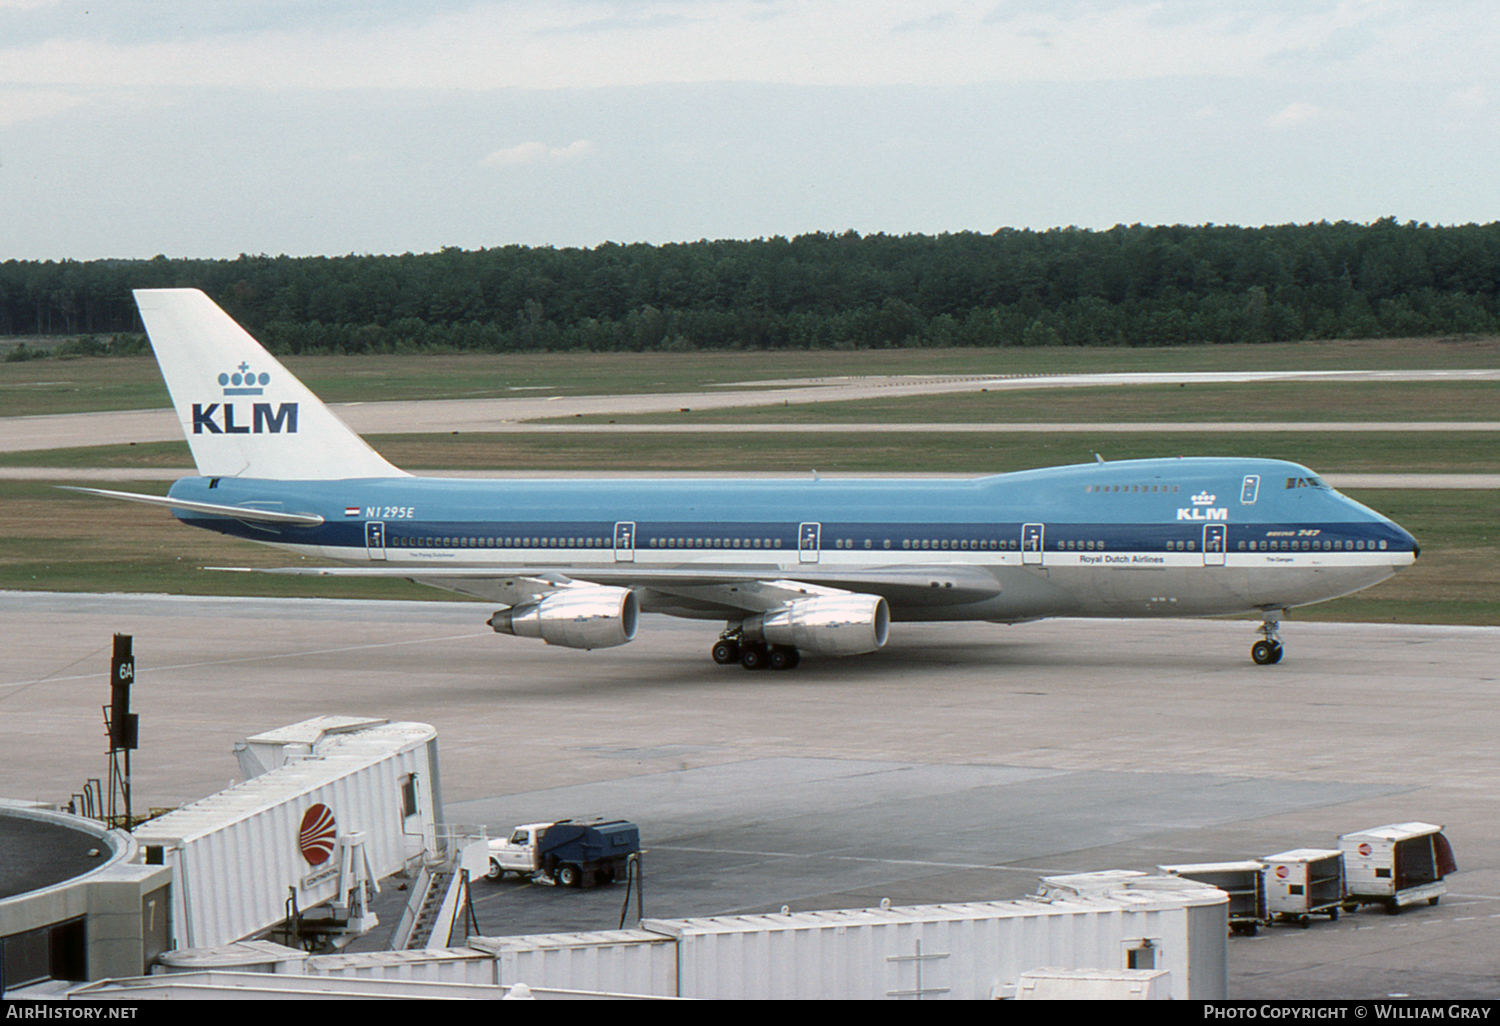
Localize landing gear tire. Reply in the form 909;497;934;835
768;645;800;671
1252;640;1284;665
711;639;740;665
740;642;770;671
1252;611;1287;665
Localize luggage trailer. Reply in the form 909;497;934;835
1260;849;1346;928
1338;822;1456;915
1158;861;1268;936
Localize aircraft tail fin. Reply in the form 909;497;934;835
134;289;407;480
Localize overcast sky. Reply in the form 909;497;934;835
3;0;1497;260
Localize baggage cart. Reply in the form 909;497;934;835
1338;822;1455;915
1158;861;1267;935
1260;848;1344;927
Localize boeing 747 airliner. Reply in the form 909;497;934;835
71;289;1420;669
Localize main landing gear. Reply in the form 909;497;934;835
1251;610;1286;665
712;629;801;671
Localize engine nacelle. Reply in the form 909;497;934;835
744;594;889;657
488;587;638;650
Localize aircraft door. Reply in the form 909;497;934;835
365;521;387;561
1203;524;1226;566
613;521;636;563
799;522;821;563
1021;523;1045;565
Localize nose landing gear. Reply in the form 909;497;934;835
1251;611;1286;665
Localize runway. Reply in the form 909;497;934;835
5;368;1500;453
3;591;1497;998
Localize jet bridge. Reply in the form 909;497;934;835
132;716;442;952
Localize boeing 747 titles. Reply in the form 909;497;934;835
69;289;1420;669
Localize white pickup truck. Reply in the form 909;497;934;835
485;818;641;888
486;822;552;881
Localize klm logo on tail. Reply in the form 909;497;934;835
220;361;269;395
193;365;298;434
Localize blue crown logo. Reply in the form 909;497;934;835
219;362;269;395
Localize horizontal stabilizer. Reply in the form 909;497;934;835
60;486;325;526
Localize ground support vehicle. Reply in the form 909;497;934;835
485;818;640;888
1260;849;1345;927
1339;822;1455;915
1159;861;1268;936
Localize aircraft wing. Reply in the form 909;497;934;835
245;563;1002;612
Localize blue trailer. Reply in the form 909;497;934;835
537;818;641;888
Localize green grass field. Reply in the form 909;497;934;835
1;339;1496;624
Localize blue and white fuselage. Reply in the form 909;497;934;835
164;460;1415;624
77;290;1419;669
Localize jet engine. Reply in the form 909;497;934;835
743;594;889;657
488;587;639;650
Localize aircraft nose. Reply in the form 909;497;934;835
1395;523;1419;559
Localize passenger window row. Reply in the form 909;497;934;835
382;532;1386;555
651;537;779;549
391;536;607;548
1240;539;1386;551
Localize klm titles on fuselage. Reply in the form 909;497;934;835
1176;505;1228;522
1177;490;1228;522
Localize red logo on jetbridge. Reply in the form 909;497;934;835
299;803;336;865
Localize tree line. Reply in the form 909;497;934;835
5;218;1500;356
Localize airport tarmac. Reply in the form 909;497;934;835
2;590;1497;999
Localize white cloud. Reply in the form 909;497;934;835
0;87;86;126
480;140;594;167
1447;84;1488;114
1266;101;1326;129
481;141;548;167
550;140;595;160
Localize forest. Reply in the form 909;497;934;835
4;218;1500;356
